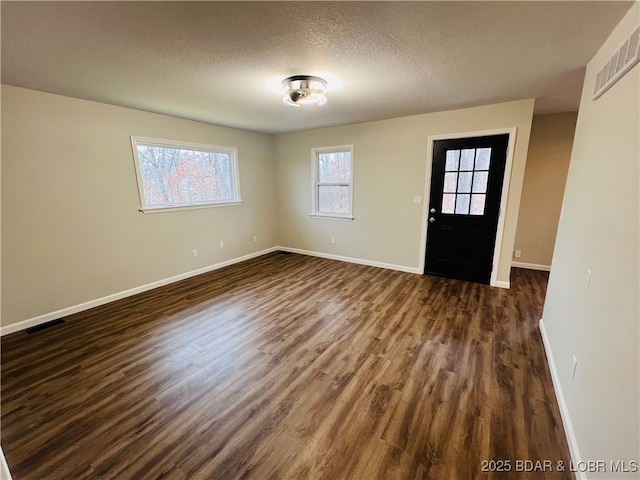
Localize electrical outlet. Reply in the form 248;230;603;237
514;250;522;258
413;196;422;205
585;269;592;291
192;249;198;257
330;237;336;244
253;235;258;243
219;241;224;249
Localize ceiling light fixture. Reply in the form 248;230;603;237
281;75;327;107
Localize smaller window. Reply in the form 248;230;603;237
131;136;241;213
311;145;354;219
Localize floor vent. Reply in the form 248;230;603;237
593;25;640;100
26;318;65;334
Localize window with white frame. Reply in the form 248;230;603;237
131;136;241;213
312;145;354;219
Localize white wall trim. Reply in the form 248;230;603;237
0;247;279;336
512;261;551;271
1;245;516;336
277;246;421;274
539;318;583;480
419;127;518;288
1;446;13;480
279;247;518;288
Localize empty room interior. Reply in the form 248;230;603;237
1;2;639;479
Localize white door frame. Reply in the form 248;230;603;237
419;127;518;287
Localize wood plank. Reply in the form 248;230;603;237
1;252;572;479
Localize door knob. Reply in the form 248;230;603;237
429;217;435;223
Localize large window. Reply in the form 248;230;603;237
312;145;354;219
131;136;241;213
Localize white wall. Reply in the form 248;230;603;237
1;85;277;329
514;112;577;269
540;3;639;478
274;100;535;285
0;447;12;480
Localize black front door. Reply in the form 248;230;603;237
425;134;509;284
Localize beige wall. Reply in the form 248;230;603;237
274;99;535;285
1;89;535;329
541;3;639;477
1;85;277;328
514;112;577;267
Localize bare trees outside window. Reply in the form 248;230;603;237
312;146;353;219
131;137;240;212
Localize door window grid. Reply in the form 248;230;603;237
441;148;491;215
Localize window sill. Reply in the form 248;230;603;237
140;201;243;214
310;214;354;222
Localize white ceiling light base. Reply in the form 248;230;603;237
282;75;327;107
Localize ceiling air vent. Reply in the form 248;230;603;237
593;26;640;100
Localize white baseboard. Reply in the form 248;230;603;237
0;247;279;336
279;246;513;288
1;246;509;335
539;318;582;480
1;446;13;480
276;246;421;275
512;261;551;271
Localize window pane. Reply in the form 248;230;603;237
136;144;236;208
318;185;349;214
455;194;470;214
318;151;351;183
460;149;475;170
470;194;486;215
475;148;491;170
458;172;472;193
445;150;460;171
443;172;458;193
472;171;488;193
442;194;455;214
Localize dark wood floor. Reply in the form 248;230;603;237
1;252;571;480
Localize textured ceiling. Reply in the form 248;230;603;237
1;1;634;134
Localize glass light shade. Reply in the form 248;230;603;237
281;75;327;107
